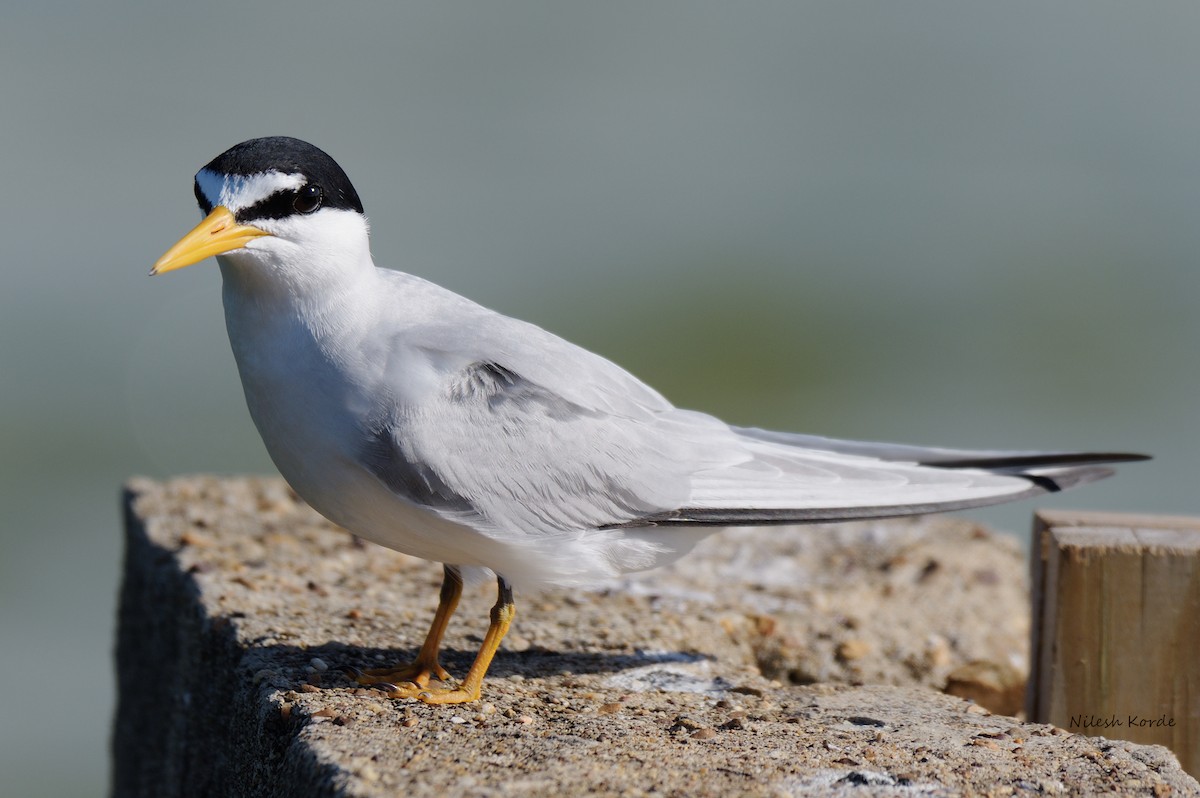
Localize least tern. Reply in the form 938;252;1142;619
153;136;1146;704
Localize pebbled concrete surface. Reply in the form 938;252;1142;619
113;476;1198;797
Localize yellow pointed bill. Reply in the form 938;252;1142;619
151;206;271;275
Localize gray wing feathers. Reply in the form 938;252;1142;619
360;274;1142;533
362;359;693;535
361;353;1135;534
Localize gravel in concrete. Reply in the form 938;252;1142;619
113;476;1199;797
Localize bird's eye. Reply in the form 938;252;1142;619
293;184;323;214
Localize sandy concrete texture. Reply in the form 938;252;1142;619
112;476;1198;797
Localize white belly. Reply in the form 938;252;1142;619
219;284;707;588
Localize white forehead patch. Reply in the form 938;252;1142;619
195;168;306;213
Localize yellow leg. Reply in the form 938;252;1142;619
355;565;462;689
385;577;515;705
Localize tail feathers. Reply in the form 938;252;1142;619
980;463;1121;494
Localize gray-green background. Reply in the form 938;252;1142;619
2;3;1193;795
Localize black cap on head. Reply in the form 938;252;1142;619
194;136;365;220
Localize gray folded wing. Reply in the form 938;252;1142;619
359;279;1145;536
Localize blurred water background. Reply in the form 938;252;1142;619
1;3;1195;795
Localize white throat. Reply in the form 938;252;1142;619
218;208;376;313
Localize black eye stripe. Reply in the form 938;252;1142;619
234;185;322;222
239;191;298;221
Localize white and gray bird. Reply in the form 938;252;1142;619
153;136;1145;703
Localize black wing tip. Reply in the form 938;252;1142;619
922;452;1148;494
920;451;1150;469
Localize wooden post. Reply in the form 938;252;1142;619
1029;510;1200;777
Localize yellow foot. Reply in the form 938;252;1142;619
382;683;483;705
348;660;451;690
